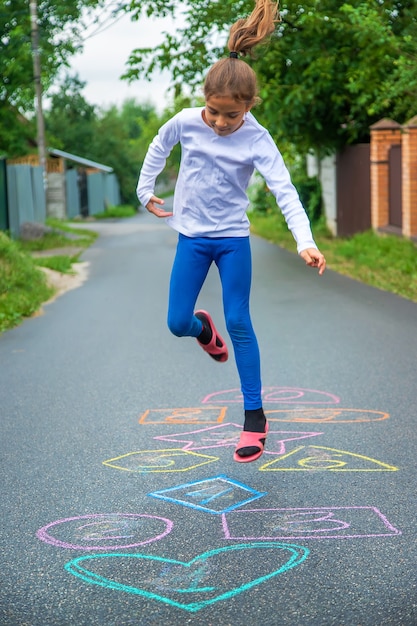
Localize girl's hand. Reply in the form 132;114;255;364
146;195;173;218
300;248;326;275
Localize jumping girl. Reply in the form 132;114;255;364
136;0;326;462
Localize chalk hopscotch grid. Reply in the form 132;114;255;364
34;386;402;613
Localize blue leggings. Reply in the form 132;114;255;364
167;234;262;410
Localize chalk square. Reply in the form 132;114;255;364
139;407;227;424
149;475;266;514
222;506;401;540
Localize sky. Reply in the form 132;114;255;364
69;9;179;113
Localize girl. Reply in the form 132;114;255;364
136;0;326;463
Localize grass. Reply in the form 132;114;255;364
249;210;417;302
33;255;77;274
0;219;98;333
91;205;137;219
17;218;98;252
0;232;54;333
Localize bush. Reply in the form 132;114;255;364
248;172;322;224
292;175;322;223
0;232;54;332
93;205;137;219
248;178;277;214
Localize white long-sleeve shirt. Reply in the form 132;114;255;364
136;107;316;253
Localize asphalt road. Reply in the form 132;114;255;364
1;207;416;626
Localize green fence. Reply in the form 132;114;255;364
7;164;46;238
0;158;8;231
0;161;121;233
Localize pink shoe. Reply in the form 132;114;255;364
195;310;228;363
233;422;269;463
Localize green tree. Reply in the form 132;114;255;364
123;0;245;91
92;101;145;205
255;1;417;152
44;77;172;204
93;99;183;204
45;74;97;155
0;0;105;156
122;0;417;153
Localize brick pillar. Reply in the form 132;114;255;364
402;115;417;238
370;118;401;230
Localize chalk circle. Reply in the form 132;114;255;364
202;387;340;405
133;454;176;468
265;408;389;423
298;457;346;469
36;513;173;551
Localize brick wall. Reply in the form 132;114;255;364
402;116;417;238
370;116;417;239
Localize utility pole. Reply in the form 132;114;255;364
29;0;48;190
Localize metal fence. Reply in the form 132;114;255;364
66;169;80;219
0;158;8;231
86;172;121;215
1;163;121;237
6;164;46;238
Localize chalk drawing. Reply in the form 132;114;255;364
258;446;398;471
103;449;218;473
64;542;309;612
153;423;243;450
153;423;323;455
222;507;401;540
139;406;227;425
36;514;173;550
202;387;340;405
265;408;390;423
148;475;266;514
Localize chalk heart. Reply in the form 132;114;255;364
65;542;309;612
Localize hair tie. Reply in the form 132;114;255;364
229;51;239;58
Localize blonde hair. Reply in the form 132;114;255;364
204;0;279;106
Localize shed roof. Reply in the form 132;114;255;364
48;148;113;173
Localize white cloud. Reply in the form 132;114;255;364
70;11;178;112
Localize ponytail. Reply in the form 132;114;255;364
204;0;279;106
228;0;279;58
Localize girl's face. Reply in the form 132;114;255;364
203;95;252;136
